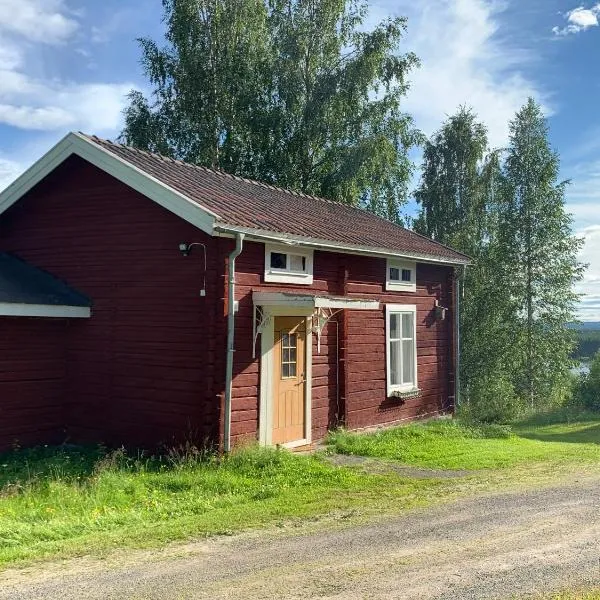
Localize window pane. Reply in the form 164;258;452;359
402;339;414;384
289;363;297;377
401;269;412;282
390;314;400;339
290;347;297;362
283;348;290;363
390;340;401;385
389;267;400;281
402;313;414;339
289;254;306;272
282;333;289;347
270;252;287;269
289;333;297;348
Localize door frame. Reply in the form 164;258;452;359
258;305;313;448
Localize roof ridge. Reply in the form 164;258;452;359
84;134;345;207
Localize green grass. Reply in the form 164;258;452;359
327;414;600;470
0;444;442;566
2;411;600;568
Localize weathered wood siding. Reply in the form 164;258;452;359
0;156;226;449
0;318;67;451
0;155;454;451
343;258;454;430
231;241;454;444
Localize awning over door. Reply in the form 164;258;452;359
252;291;379;356
0;252;91;318
252;291;379;311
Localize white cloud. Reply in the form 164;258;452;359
0;157;25;191
577;225;600;321
0;2;136;134
0;0;78;45
552;4;600;36
384;0;547;149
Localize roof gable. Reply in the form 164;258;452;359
0;132;469;265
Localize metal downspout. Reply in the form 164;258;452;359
455;265;465;410
224;233;245;452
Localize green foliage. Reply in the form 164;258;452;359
457;373;523;424
574;351;600;411
414;100;585;421
121;0;421;221
497;98;585;409
327;415;600;470
414;107;488;252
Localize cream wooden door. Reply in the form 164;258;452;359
272;316;306;445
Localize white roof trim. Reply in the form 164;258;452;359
0;303;91;318
252;291;379;310
0;132;218;236
216;225;469;266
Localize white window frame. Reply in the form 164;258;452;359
385;259;416;292
264;244;314;285
385;304;418;395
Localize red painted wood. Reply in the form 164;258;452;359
0;156;223;450
0;154;455;451
0;318;67;451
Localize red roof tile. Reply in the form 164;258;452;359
83;134;469;264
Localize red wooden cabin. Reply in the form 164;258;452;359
0;133;468;452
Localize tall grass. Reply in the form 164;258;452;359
0;444;419;565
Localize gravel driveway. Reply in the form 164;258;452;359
2;478;600;599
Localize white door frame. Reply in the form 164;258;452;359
258;305;313;448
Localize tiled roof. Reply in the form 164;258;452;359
83;134;469;264
0;253;91;307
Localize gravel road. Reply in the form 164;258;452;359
2;479;600;599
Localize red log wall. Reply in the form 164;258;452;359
0;318;68;451
0;155;454;451
230;241;454;444
0;156;226;449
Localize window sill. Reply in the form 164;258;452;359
388;387;421;400
385;282;416;293
264;270;314;285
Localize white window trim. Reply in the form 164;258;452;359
264;244;314;285
385;259;416;292
385;304;418;396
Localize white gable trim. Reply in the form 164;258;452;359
0;133;218;236
0;303;91;318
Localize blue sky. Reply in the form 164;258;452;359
0;0;599;319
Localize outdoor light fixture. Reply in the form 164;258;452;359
178;242;207;296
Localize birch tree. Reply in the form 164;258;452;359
121;0;421;221
498;98;584;408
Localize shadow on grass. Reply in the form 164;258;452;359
517;422;600;445
0;444;184;490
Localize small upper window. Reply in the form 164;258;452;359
386;259;416;292
265;244;314;284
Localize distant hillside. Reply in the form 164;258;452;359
568;322;600;331
571;323;600;360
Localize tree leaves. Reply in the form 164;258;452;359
121;0;420;221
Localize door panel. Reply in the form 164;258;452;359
272;316;306;445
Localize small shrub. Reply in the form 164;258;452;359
459;373;523;424
573;351;600;411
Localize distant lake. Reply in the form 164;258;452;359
572;362;591;376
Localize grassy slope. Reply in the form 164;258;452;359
1;412;600;567
327;414;600;470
